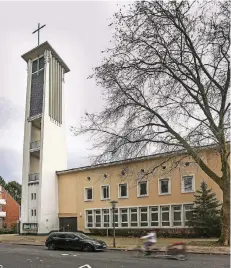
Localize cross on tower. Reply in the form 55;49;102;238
32;23;46;46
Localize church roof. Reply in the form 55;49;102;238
21;41;70;73
56;143;223;175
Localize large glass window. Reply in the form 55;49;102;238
130;208;138;227
138;181;148;197
111;208;119;227
184;204;193;226
150;206;159;227
140;207;148;226
119;183;128;198
84;187;93;201
120;208;128;227
101;185;110;200
172;205;182;226
94;210;101;227
182;176;194;193
161;206;170;226
103;209;110;228
159;178;170;195
86;210;93;228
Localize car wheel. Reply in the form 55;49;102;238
48;243;56;250
82;244;93;252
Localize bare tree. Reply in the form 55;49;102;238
72;0;230;245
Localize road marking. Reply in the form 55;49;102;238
61;253;69;256
78;265;92;268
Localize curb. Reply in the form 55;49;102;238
3;242;230;255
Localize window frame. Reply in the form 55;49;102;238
139;207;149;227
181;175;195;193
137;180;149;197
160;206;170;227
129;208;138;227
84;187;93;201
183;204;194;226
86;210;93;228
172;205;182;227
158;178;171;195
120;208;129;227
118;183;128;198
101;184;110;200
150;206;159;227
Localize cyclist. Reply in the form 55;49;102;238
141;229;157;252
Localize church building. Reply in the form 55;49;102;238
20;42;223;235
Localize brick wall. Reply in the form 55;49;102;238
2;188;20;228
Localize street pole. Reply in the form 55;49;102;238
113;207;115;248
110;200;118;248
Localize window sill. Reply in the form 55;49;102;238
118;196;129;199
181;190;195;194
158;192;171;196
101;198;110;201
138;195;149;198
84;199;93;202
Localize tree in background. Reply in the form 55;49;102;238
0;177;21;205
189;181;221;237
72;0;230;245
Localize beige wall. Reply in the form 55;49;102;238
31;125;41;143
30;156;40;174
58;148;223;232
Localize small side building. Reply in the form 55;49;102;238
0;185;20;229
57;145;223;234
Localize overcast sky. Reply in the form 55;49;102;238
0;1;127;183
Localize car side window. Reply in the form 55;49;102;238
58;234;67;239
66;234;75;239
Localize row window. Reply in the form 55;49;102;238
84;176;195;201
31;209;36;217
85;204;193;228
31;193;36;200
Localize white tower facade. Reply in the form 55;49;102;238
20;42;70;234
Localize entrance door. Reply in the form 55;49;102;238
59;217;77;232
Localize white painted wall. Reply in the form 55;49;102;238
38;51;67;233
20;60;32;232
28;184;38;223
31;125;41;142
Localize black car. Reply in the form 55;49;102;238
45;232;107;252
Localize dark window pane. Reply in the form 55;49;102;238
162;222;170;226
121;223;128;227
122;214;127;222
162;212;169;221
140;182;147;195
174;211;181;221
141;214;147;221
131;208;137;213
131;222;138;227
87;189;92;199
140;208;147;213
39;57;44;69
120;184;127;197
183;176;193;191
151;222;158;226
185;211;192;220
131;214;137;222
151;213;158;221
141;222;148;226
32;60;38;73
160;179;169;193
173;222;182;226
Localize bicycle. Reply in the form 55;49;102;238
133;239;187;261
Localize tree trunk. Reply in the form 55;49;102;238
218;158;230;246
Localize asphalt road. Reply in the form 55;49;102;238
0;244;229;268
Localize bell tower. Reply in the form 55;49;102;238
20;41;70;234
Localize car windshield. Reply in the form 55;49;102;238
75;233;90;239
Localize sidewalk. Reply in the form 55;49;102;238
0;234;229;255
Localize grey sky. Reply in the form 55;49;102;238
0;1;126;183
